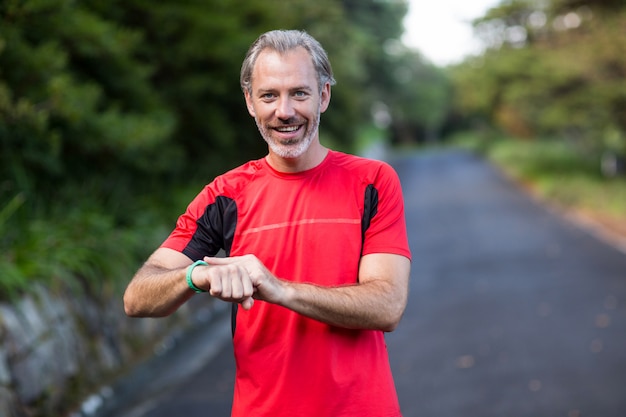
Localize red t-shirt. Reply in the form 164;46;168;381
162;150;411;416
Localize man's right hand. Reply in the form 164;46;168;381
191;261;256;310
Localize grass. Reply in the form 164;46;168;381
0;208;166;300
0;183;186;301
450;132;626;233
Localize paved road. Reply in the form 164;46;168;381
102;149;626;417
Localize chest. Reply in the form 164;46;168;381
229;176;368;280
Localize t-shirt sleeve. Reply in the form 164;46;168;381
160;184;224;260
361;162;411;260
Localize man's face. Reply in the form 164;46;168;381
244;47;330;159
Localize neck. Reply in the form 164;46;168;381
266;141;328;173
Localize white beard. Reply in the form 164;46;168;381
255;106;321;159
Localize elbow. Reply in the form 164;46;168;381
380;316;402;333
124;304;140;318
124;307;139;317
123;288;176;318
382;322;399;333
380;301;406;333
123;292;142;317
123;287;151;317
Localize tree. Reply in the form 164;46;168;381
449;0;626;156
0;0;416;298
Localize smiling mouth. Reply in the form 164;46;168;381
274;125;301;133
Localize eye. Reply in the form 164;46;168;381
261;93;275;100
293;91;308;99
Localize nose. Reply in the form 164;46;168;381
275;96;295;120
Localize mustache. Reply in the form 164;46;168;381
271;117;304;126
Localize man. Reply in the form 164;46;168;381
124;29;411;416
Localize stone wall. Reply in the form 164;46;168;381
0;284;217;417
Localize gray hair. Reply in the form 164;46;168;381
240;30;336;94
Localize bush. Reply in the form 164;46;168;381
451;133;626;220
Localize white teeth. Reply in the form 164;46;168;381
276;126;299;132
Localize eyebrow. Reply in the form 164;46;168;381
256;85;314;95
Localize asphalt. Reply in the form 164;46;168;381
97;148;626;417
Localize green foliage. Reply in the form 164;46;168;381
452;133;626;220
0;0;177;202
448;0;626;158
337;0;452;143
490;138;626;217
488;137;599;179
0;206;168;299
387;52;452;143
0;0;421;300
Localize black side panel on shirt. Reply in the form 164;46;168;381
182;195;238;261
361;184;379;248
181;195;239;337
231;303;238;337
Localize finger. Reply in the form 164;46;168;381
219;272;233;298
241;274;254;298
208;272;222;296
240;297;254;310
231;266;256;300
230;272;244;299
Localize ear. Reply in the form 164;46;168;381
244;90;256;117
320;82;331;114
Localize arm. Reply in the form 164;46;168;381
204;253;411;332
123;247;256;317
123;248;196;317
283;253;410;331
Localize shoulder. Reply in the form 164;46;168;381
205;158;266;197
328;151;399;183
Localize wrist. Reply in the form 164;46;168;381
186;260;208;293
277;280;296;307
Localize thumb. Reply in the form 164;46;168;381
240;297;254;311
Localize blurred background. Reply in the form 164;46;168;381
0;0;624;416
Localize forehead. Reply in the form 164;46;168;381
251;47;318;91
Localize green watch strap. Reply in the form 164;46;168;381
186;260;208;293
